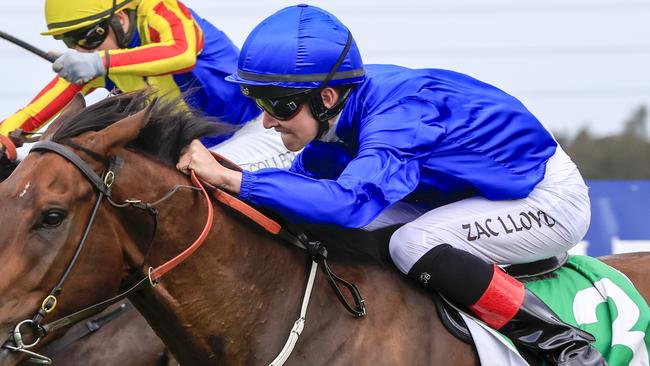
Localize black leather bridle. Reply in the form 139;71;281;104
0;139;367;365
1;141;121;363
0;140;185;364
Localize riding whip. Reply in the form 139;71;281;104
0;30;55;158
0;30;57;63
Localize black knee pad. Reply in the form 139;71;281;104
407;244;494;306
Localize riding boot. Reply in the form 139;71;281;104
407;245;606;366
469;265;607;366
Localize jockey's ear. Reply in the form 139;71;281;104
42;93;86;139
94;98;157;154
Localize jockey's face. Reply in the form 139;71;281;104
261;88;339;151
262;100;317;151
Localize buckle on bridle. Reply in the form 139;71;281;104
103;170;115;188
148;267;159;287
40;295;57;313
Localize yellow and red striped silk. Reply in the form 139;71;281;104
0;76;97;135
106;0;203;76
0;0;203;136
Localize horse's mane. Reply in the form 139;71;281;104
51;90;236;166
49;91;393;263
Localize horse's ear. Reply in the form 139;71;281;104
95;99;157;152
42;93;86;139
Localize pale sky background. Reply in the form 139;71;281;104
1;0;649;137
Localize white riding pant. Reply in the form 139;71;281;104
210;116;297;170
364;146;591;274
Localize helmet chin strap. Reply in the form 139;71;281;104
309;94;333;140
309;86;354;140
104;0;137;49
109;9;137;48
307;30;354;141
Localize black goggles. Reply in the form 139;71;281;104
56;19;110;50
254;91;313;121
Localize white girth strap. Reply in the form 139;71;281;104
269;260;319;366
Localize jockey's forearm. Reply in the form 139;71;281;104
220;169;242;195
0;76;95;136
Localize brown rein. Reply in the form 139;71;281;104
0;134;17;161
149;170;214;281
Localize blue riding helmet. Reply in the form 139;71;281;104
225;4;365;90
226;4;365;138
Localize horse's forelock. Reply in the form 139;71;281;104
51;91;149;143
50;91;233;166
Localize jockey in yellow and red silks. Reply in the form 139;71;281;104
0;0;260;149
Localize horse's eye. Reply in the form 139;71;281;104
41;210;66;228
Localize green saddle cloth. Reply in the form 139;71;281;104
525;255;650;365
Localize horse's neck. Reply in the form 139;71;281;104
116;158;478;365
126;174;308;365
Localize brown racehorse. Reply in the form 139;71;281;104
0;91;648;366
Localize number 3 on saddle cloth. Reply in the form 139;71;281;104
443;255;650;366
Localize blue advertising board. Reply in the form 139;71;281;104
581;181;650;256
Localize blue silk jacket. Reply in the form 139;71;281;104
239;64;557;227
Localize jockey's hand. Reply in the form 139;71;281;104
177;140;243;194
52;50;104;85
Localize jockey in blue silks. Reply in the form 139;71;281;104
177;5;604;365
